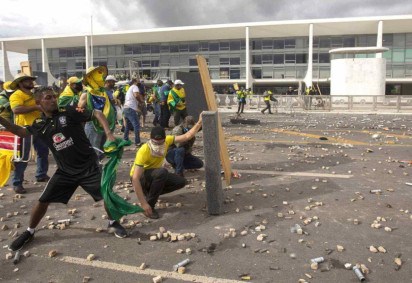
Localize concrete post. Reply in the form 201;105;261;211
202;111;224;215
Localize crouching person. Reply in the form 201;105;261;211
131;115;203;219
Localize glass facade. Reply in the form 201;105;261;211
27;33;412;81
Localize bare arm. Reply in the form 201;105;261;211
133;92;144;103
77;92;87;109
174;113;203;144
12;105;42;115
0;116;30;138
93;110;115;142
132;166;153;217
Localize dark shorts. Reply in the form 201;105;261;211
39;165;103;204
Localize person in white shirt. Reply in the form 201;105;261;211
123;79;144;146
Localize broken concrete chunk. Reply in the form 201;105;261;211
310;262;319;270
369;246;378;253
6;252;13;260
150;235;157;241
87;254;95;261
23;251;31;257
394;257;402;266
377;246;386;253
344;263;352;270
82;276;91;283
139;262;146;270
336;245;345;252
256;234;267;241
48;250;57;257
152;275;162;283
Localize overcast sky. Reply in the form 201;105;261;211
1;0;412;77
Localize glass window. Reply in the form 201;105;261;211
142;44;151;54
230;40;241;50
179;55;189;66
252;55;261;64
252;40;262;50
189;58;197;66
230;68;240;79
179;43;189;52
383;50;392;61
285;66;296;78
116;46;124;56
151;60;159;67
252;68;262;79
319;53;330;63
312;53;319;63
392;65;405;77
274;54;284;64
383;34;393;47
405;49;412;62
210;68;219;79
262;54;273;64
209;55;219;65
107;58;116;69
75;61;85;70
274;40;284;49
98;46;107;57
108;46;116;56
170;56;179;65
343;37;355;47
199;42;209;51
393;49;405;62
230;57;240;65
133;45;141;54
220;58;230;65
312;37;319;48
75;48;85;57
331;37;342;47
295;38;305;49
125;45;133;55
262;39;273;49
209;42;219;51
116;58;125;68
151;44;160;53
240;40;246;50
393;34;405;48
51;49;59;59
189;43;199;52
367;35;376;47
273;67;285;79
296;53;307;64
219;68;230;79
142;60;151;67
220;41;230;51
285;54;295;64
59;49;67;57
406;34;412;47
285;39;296;48
262;66;273;78
319;38;330;48
170;44;179;53
160;44;170;53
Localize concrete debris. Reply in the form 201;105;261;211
256;234;267;241
48;250;57;257
87;254;95;261
152;275;162;283
139;262;146;270
82;276;91;283
336;245;345;252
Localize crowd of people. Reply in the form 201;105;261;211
0;68;204;251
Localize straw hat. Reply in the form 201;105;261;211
9;73;37;90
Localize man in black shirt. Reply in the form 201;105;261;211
0;87;130;252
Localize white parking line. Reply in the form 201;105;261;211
59;256;243;283
235;169;353;179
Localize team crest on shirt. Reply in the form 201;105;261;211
52;133;66;143
59;116;67;127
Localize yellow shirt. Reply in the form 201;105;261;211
130;135;175;176
9;89;41;126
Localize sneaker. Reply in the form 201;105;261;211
107;221;128;238
36;176;50;182
148;208;160;219
13;186;27;194
9;230;34;251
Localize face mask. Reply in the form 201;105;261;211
74;83;83;92
147;139;166;157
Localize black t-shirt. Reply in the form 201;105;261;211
27;106;98;175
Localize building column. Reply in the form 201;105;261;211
85;36;90;70
245;26;252;90
304;24;313;88
1;41;14;81
41;39;58;85
376;20;383;59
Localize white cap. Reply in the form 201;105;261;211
174;79;184;85
105;75;118;82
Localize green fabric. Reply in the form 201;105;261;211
101;138;143;221
58;95;78;107
168;89;181;112
86;91;116;134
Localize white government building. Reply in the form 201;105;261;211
1;15;412;96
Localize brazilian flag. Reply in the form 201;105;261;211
86;87;116;133
101;138;143;221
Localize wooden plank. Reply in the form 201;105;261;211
196;55;232;185
20;61;32;76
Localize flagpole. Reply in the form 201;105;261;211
90;15;94;67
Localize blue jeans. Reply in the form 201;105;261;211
85;122;106;155
166;147;203;174
123;108;141;145
12;135;49;186
153;102;161;125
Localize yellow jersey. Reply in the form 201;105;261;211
9;89;41;126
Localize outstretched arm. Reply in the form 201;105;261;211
93;110;115;142
174;112;203;144
0;116;30;138
132;166;153;217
